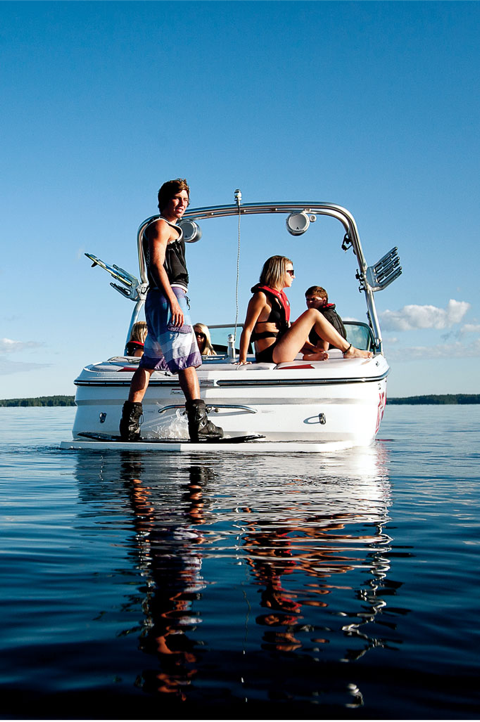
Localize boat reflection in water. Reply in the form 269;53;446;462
74;445;398;712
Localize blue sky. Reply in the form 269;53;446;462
1;1;479;399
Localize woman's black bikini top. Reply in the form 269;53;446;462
250;285;290;341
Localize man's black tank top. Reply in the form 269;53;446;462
143;217;189;290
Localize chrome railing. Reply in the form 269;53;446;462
136;198;402;351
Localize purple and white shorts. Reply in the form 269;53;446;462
139;287;202;373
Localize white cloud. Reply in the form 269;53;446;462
0;338;43;354
0;359;51;376
385;337;480;361
461;324;480;335
380;299;470;332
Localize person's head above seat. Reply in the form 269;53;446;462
305;285;328;309
259;255;294;290
129;321;148;344
194;323;216;356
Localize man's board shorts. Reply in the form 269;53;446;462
139;287;202;373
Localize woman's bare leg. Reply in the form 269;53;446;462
311;311;373;358
272;309;372;363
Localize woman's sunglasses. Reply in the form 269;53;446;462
286;269;295;276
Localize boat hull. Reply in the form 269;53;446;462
68;352;388;450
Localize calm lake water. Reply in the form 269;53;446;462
1;405;480;720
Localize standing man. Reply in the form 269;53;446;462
120;179;223;442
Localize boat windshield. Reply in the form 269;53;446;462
207;325;247;356
343;321;375;351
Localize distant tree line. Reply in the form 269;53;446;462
1;394;479;407
0;395;75;407
387;394;480;405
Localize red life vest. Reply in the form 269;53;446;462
255;285;291;324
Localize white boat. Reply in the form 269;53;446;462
61;195;401;452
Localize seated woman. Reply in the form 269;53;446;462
194;323;217;356
125;321;148;357
237;255;372;365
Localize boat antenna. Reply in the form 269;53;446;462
233;189;242;344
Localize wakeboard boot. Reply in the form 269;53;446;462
119;401;143;441
185;399;224;443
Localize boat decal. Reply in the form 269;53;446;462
375;390;387;433
278;364;315;370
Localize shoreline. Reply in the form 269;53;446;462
1;394;480;407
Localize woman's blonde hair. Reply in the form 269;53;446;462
259;255;293;289
129;321;148;344
194;323;216;356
